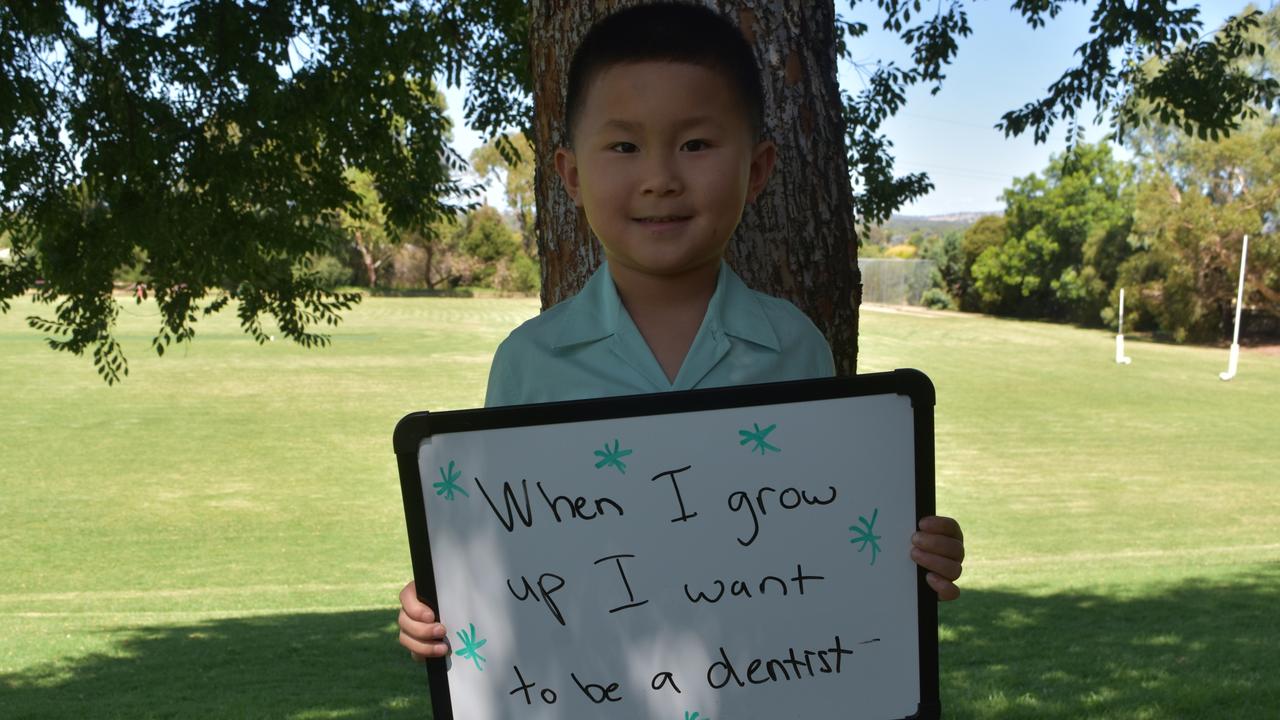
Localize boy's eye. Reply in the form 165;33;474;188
682;139;710;151
609;142;638;153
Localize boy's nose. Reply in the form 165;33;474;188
640;156;684;196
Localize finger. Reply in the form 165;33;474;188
918;515;963;541
910;547;963;582
399;629;451;659
398;608;447;642
912;531;965;562
926;572;961;602
399;582;437;623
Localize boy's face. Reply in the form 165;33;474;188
555;61;775;280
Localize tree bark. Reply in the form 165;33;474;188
529;0;861;375
354;232;377;288
423;242;437;290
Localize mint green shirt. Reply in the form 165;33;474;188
484;261;835;407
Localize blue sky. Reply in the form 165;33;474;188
440;0;1254;217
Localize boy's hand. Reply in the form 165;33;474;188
910;516;964;601
398;580;450;661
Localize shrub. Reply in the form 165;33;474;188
307;254;354;290
510;252;540;293
921;287;956;310
884;244;918;259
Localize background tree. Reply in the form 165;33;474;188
3;1;1275;380
957;215;1007;309
918;230;965;306
338;168;394;289
1120;121;1279;341
454;204;538;292
1113;2;1279;341
0;1;475;381
415;213;466;292
470;132;537;255
334;85;459;291
970;142;1135;323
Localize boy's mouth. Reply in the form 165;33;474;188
634;215;692;224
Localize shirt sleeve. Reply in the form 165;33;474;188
484;338;518;408
815;335;836;377
779;298;836;379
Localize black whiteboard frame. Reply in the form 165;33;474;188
394;368;940;720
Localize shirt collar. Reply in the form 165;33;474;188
551;262;621;349
708;261;781;351
551;260;781;352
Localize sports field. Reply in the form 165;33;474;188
2;294;1277;718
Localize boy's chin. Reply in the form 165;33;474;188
606;254;724;280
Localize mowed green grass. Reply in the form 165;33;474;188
1;295;1277;718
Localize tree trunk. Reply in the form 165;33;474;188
529;0;861;375
354;232;377;288
423;241;437;290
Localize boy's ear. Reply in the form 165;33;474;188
554;146;583;207
745;139;777;205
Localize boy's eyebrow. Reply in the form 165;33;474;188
597;116;721;133
600;119;642;132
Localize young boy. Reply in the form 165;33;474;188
398;1;964;662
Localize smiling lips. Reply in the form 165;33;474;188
635;215;692;223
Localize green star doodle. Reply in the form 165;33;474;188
433;460;469;501
685;713;710;720
455;623;487;672
738;422;780;454
849;508;882;565
593;439;633;474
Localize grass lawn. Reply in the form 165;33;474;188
1;295;1277;718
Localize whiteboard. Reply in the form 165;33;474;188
394;370;939;720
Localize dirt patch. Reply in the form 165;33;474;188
860;303;966;319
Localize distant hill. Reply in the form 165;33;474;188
893;212;998;225
867;211;1002;247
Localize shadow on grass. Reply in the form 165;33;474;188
1;610;431;719
4;570;1278;719
939;566;1280;719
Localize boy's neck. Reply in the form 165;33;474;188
607;258;720;314
607;258;721;383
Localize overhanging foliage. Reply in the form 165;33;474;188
2;0;1274;381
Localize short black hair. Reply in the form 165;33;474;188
564;2;765;146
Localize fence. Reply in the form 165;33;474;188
858;258;936;306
